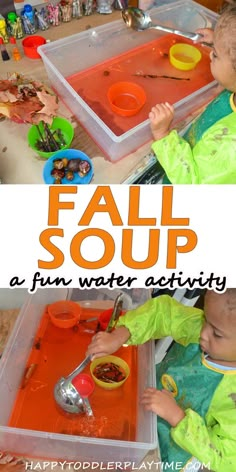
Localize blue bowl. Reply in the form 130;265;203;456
43;149;94;185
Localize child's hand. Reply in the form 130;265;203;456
149;102;174;141
141;388;185;427
86;326;130;360
195;28;214;46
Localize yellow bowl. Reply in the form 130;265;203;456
90;355;130;390
169;43;202;71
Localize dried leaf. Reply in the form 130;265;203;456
36;90;58;120
0;91;18;103
0;451;26;471
0;74;59;124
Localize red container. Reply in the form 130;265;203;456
22;35;46;59
72;373;95;397
98;308;124;331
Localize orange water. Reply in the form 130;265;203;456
66;34;213;137
8;307;138;441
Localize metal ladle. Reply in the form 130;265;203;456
122;7;203;42
54;293;123;416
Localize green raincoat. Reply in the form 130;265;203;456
151;90;236;184
117;295;236;471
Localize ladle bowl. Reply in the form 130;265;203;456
54;377;85;414
121;7;203;42
54;373;95;416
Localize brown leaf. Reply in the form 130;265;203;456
0;91;18;103
0;98;42;123
36;90;58;119
0;75;58;124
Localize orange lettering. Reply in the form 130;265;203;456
122;229;160;268
167;229;198;268
78;187;123;226
161;187;189;226
128;187;156;226
38;228;64;269
48;186;77;226
70;229;115;268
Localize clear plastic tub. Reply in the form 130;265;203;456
38;0;219;162
0;288;157;464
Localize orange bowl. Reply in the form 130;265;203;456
48;300;81;328
107;81;146;117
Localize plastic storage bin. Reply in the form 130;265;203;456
38;0;219;162
0;288;157;464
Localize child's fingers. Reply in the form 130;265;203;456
142;402;155;413
141;388;160;403
149;103;173;122
143;387;157;395
164;102;174;114
194;27;214;44
149;110;156;121
86;333;108;356
90;351;109;360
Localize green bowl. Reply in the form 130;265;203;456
28;116;74;159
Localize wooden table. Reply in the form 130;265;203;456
0;11;156;184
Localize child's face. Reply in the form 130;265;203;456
200;291;236;365
210;33;236;92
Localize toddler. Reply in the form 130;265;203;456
87;289;236;471
149;5;236;183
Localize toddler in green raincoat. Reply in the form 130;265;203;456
87;289;236;471
149;5;236;183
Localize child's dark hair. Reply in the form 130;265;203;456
206;288;236;312
214;4;236;70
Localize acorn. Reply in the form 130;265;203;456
53;159;64;170
62;158;68;168
66;170;74;181
51;168;65;179
67;159;81;172
78;160;91;177
54;177;62;184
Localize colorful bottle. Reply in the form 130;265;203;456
9;36;21;60
0;37;10;61
7;12;24;39
21;4;37;34
0;16;9;43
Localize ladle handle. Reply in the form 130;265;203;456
150;25;202;42
83;397;94;417
66;355;92;382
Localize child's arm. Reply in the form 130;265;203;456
142;388;236;471
86;326;130;359
151;114;236;184
141;388;185;427
149;102;174;141
171;407;236;471
86;295;204;359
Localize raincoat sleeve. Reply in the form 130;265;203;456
151;113;236;184
116;295;203;346
171;404;236;472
